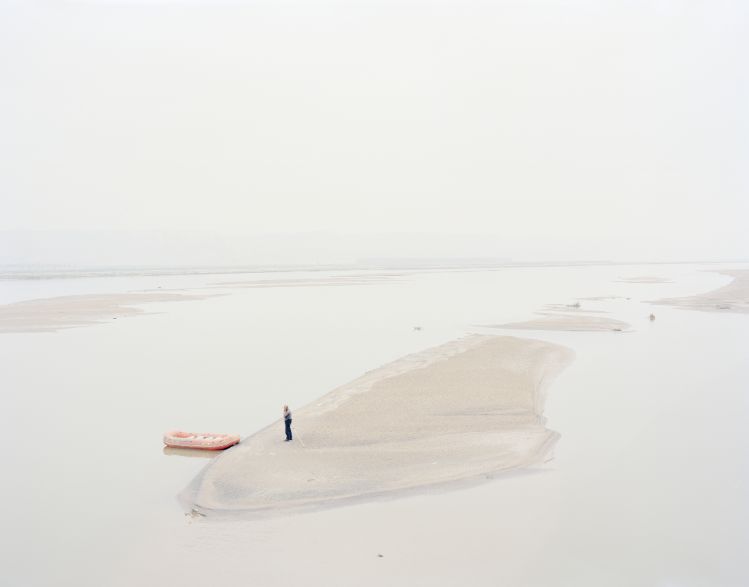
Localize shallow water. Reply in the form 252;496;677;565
1;263;746;586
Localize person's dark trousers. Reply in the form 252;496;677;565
285;419;293;441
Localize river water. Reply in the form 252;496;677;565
1;263;746;586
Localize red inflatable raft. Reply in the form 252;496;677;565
163;430;240;450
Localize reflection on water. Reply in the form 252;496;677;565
162;446;221;459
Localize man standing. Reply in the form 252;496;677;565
283;405;293;441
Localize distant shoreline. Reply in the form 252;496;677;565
2;259;746;281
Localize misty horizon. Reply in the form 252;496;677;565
2;228;748;268
2;1;748;266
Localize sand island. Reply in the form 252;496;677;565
184;334;574;517
652;270;749;313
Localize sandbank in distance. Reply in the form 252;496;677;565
0;292;209;333
487;313;630;332
652;270;749;313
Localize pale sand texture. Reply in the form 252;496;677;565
185;335;574;516
488;313;630;332
652;270;749;313
0;293;207;333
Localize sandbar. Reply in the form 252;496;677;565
184;334;574;517
651;270;749;313
488;313;630;332
0;292;208;333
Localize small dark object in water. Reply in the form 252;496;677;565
413;326;422;331
377;554;384;558
649;314;655;321
613;328;622;332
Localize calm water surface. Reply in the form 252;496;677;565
1;264;746;586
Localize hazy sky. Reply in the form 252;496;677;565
1;0;747;264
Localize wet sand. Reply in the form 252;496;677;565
488;313;630;332
185;334;574;516
0;292;208;333
652;270;749;313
